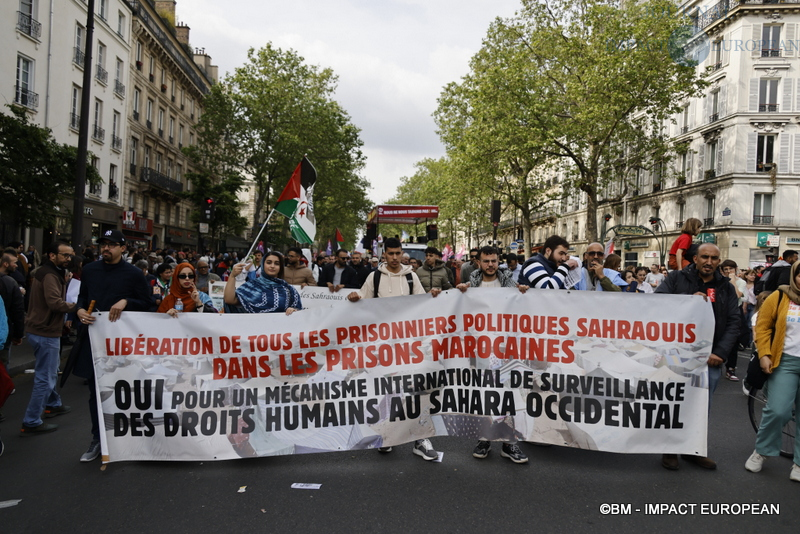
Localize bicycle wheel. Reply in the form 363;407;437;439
747;388;795;459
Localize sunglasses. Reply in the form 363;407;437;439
586;251;604;257
177;274;196;279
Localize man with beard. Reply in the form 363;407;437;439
0;251;25;372
656;243;740;471
573;242;625;292
418;247;454;293
63;230;153;462
349;250;372;288
195;258;220;294
457;245;530;464
20;241;78;435
283;247;316;286
518;235;578;289
318;249;358;292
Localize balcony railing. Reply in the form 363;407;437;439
146;120;152;130
759;103;778;112
158;129;163;138
130;163;137;175
17;11;42;39
652;183;662;193
133;110;139;121
73;47;85;67
703;218;715;227
111;135;123;151
680;126;689;134
753;215;774;225
169;136;174;144
675;221;684;230
92;124;105;142
14;86;38;109
693;0;800;34
114;80;125;97
96;65;108;84
69;113;80;130
709;113;719;123
140;167;183;193
710;61;722;72
762;48;781;58
757;162;775;172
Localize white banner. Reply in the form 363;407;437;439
89;289;713;463
295;285;348;308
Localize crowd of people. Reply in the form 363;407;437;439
0;229;797;483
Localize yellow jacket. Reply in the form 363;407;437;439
754;290;791;371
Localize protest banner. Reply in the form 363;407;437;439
295;285;348;308
88;289;713;463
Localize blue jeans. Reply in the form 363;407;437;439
755;355;800;463
22;334;63;427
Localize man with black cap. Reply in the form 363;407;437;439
62;230;153;462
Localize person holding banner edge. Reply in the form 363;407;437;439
655;243;740;471
347;237;442;461
66;230;153;463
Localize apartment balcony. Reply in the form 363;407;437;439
709;61;722;72
95;65;108;84
169;136;174;144
69;113;80;131
759;103;778;112
762;48;781;58
14;86;38;109
114;80;125;97
753;215;774;225
680;126;689;134
694;0;800;34
703;218;715;227
130;163;137;175
158;128;163;138
17;11;42;40
146;120;152;130
140;167;183;194
73;47;85;67
133;110;139;121
92;124;105;142
111;135;123;151
708;113;719;123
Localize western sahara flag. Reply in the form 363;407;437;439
274;157;317;244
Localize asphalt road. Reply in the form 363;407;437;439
0;350;796;533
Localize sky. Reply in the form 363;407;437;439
178;0;522;204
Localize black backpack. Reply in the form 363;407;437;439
373;270;414;298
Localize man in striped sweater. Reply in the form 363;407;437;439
518;235;578;289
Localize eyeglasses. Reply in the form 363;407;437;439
197;265;209;269
100;243;121;249
586;251;604;257
177;274;196;279
58;253;74;258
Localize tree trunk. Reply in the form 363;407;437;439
584;179;599;243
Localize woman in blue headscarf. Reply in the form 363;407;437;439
223;251;301;314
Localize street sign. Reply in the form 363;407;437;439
199;222;209;234
614;225;649;236
767;234;780;247
510;242;518;250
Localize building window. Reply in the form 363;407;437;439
142;195;149;216
15;55;37;109
158;108;164;136
169;117;175;143
178;124;184;147
711;39;722;70
156;152;162;173
135;41;142;69
111;111;121;150
117;11;125;38
89;157;101;195
677;202;685;229
652;162;663;192
176;163;182;184
707;141;717;174
146;99;153;128
133;88;140;120
130;138;138;173
144;146;150;168
681;105;689;134
759;79;779;112
96;43;107;84
167;159;173;179
757;134;776;172
98;0;108;21
704;197;715;227
114;58;125;97
709;91;719;123
109;164;118;201
128;190;136;211
17;0;42;40
74;24;85;66
148;55;155;80
762;25;781;57
753;193;774;225
679;152;688;184
70;86;81;130
92;99;104;141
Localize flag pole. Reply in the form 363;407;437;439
243;208;276;262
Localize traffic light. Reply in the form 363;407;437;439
202;197;215;222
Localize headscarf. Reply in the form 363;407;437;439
157;262;198;313
235;274;302;314
778;260;800;305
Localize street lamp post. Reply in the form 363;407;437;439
648;217;667;266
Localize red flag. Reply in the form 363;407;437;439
335;228;344;244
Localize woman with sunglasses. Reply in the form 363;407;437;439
157;263;217;316
223;251;301;315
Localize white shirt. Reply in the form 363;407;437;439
783;301;800;358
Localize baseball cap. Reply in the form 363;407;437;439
97;229;126;245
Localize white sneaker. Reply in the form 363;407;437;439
412;438;438;461
791;464;800;482
745;450;766;473
80;439;101;462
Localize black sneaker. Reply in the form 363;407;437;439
412;439;439;461
473;440;491;459
44;405;72;418
80;440;101;462
377;446;392;453
20;423;58;436
501;443;528;464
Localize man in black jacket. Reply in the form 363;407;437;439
655;243;740;471
318;249;358;291
64;230;153;462
0;252;25;370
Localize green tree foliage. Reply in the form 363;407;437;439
435;0;706;243
183;86;248;247
220;44;369;248
0;105;101;230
